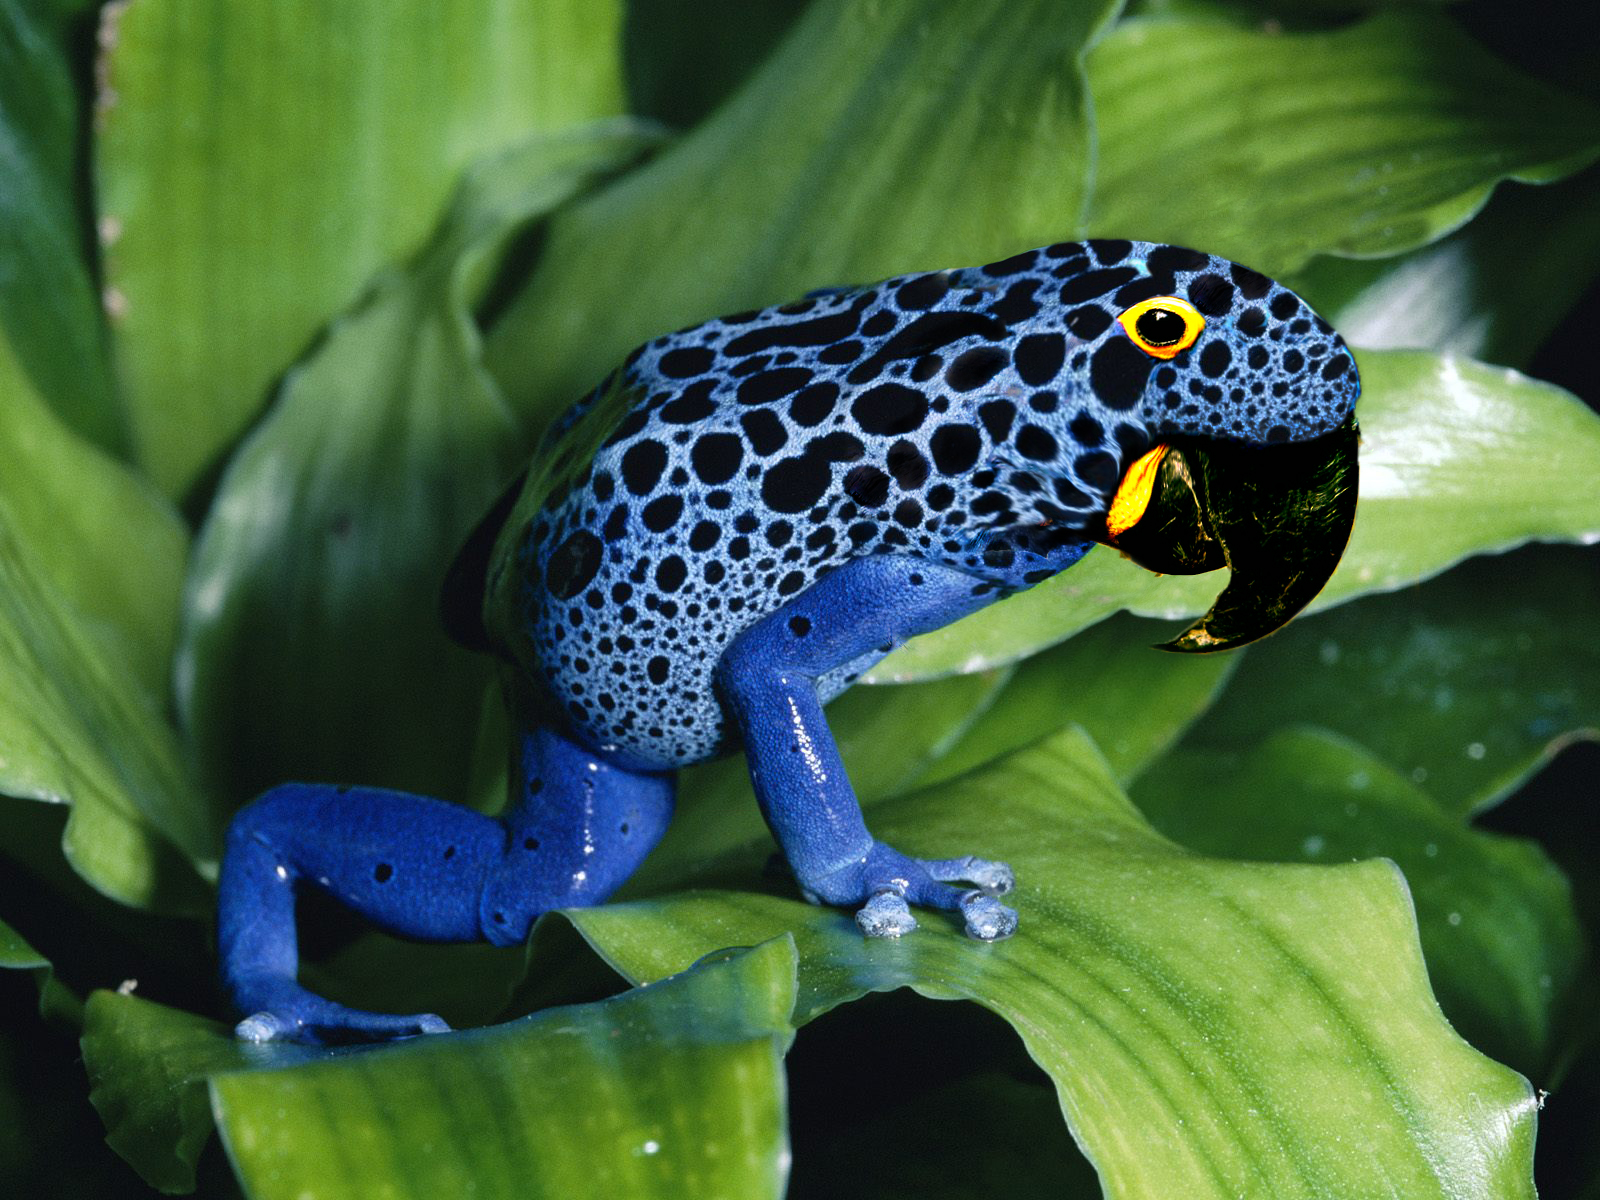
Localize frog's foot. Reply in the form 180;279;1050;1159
232;978;450;1045
803;843;1019;942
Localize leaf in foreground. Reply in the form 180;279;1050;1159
1133;728;1586;1080
561;730;1537;1200
876;349;1600;678
83;940;796;1197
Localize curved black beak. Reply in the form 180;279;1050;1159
1100;414;1359;653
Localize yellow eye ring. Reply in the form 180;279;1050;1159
1117;296;1205;359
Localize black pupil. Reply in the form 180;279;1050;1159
1135;308;1185;347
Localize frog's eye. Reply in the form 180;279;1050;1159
1117;296;1204;359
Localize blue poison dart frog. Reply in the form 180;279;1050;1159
219;239;1359;1042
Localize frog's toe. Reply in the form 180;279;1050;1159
235;1012;290;1043
924;855;1015;896
856;889;919;938
960;891;1019;941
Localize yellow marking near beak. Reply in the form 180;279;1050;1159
1107;444;1169;540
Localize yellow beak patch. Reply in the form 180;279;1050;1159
1106;444;1169;540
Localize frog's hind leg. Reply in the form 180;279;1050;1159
218;728;673;1044
478;726;675;947
715;554;1035;941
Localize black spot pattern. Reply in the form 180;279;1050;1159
505;239;1358;768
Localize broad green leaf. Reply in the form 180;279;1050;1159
1181;546;1600;817
1288;168;1600;370
178;126;659;812
212;940;792;1200
877;349;1600;679
0;0;120;451
560;731;1538;1199
97;0;627;497
484;0;1121;430
1087;11;1600;278
1135;729;1586;1079
0;335;210;911
82;991;319;1194
907;613;1237;786
0;330;185;695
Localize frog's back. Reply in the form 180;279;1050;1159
476;240;1353;768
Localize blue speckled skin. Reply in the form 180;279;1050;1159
219;240;1360;1042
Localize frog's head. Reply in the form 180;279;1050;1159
1054;241;1360;651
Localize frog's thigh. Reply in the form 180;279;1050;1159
715;554;1016;936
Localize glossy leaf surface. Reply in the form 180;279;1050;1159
1184;546;1600;817
876;350;1600;679
0;335;209;911
485;0;1120;430
1289;168;1600;369
1133;728;1585;1079
564;731;1538;1200
97;0;626;496
215;940;795;1200
1088;11;1600;277
911;613;1237;785
82;991;316;1193
79;940;796;1198
84;941;794;1197
177;126;658;813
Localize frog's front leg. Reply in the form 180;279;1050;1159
218;727;673;1043
715;554;1020;940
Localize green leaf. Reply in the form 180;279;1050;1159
215;940;796;1200
484;0;1121;430
96;0;627;498
0;335;210;912
876;349;1600;679
177;125;659;812
1179;546;1600;817
0;0;121;451
82;940;795;1197
561;730;1538;1199
906;613;1238;786
1087;11;1600;278
1288;167;1600;369
82;991;316;1194
1132;728;1587;1079
0;329;185;696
